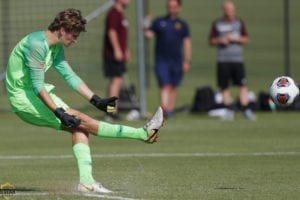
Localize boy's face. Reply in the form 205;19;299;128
60;28;80;47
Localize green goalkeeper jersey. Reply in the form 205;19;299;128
6;31;83;112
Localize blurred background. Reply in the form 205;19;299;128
0;0;299;112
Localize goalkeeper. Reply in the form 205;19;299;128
5;8;163;194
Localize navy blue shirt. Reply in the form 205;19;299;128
150;15;190;62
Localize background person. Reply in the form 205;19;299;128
208;0;256;120
102;0;131;120
144;0;192;118
5;8;164;194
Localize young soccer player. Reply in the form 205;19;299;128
5;8;164;194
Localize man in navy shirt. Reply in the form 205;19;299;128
145;0;192;118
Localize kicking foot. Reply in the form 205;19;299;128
144;106;164;143
78;182;112;194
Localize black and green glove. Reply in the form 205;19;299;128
54;108;81;128
90;95;118;113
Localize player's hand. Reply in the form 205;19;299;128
218;35;230;45
90;95;118;113
143;14;152;29
54;108;81;128
114;49;123;61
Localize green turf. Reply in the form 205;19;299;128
0;111;300;200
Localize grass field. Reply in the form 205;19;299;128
0;0;300;199
1;109;300;200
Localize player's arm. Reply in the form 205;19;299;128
124;48;131;62
106;11;123;61
143;14;154;38
73;82;117;113
76;82;94;100
182;37;192;72
209;23;219;46
53;59;117;113
27;45;80;128
37;89;81;128
227;27;249;44
209;22;230;46
209;36;221;46
108;29;123;61
209;31;229;46
76;82;118;114
38;89;58;111
228;35;249;44
26;43;57;111
30;70;80;128
228;20;249;45
144;28;154;38
182;22;192;72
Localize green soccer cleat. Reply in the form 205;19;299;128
144;106;164;143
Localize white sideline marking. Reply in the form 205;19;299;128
15;192;139;200
0;152;299;160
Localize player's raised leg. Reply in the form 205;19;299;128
65;106;164;143
69;107;164;194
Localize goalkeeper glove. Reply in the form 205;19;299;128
90;94;118;113
54;108;81;128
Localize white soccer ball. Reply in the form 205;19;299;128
269;76;299;106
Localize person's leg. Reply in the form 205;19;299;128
160;85;176;117
12;89;163;195
233;63;248;107
106;76;123;120
70;130;112;193
65;107;163;143
168;86;177;112
233;63;256;120
68;107;163;190
71;132;95;185
217;62;232;106
105;58;126;118
238;85;256;120
217;63;235;120
157;59;182;118
108;76;123;100
239;85;249;106
14;85;157;140
221;88;232;106
12;94;111;193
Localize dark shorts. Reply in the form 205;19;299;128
103;57;126;77
155;59;183;87
217;62;246;89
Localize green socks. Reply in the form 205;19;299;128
73;143;95;185
72;123;148;185
97;121;148;140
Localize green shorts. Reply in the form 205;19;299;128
9;84;68;130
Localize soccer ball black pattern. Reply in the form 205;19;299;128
270;76;299;106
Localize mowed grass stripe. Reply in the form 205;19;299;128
14;192;139;200
0;151;299;160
